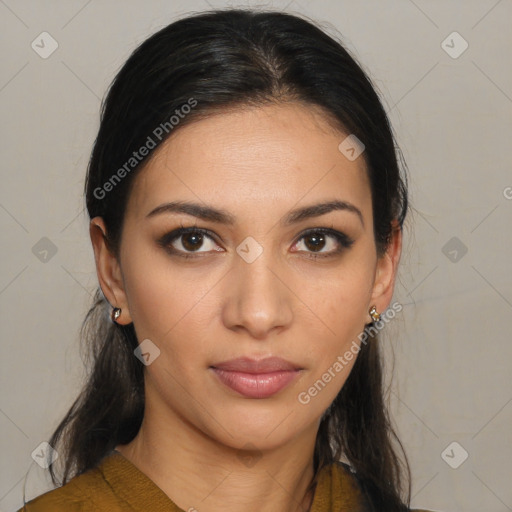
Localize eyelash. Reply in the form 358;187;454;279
158;224;355;260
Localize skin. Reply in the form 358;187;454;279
90;102;402;512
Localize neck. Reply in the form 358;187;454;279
116;397;319;512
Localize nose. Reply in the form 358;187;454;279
221;247;294;340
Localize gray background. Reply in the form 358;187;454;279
1;1;511;511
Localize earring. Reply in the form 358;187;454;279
369;305;381;323
111;307;122;323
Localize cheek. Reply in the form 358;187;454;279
300;251;375;391
120;241;208;341
314;254;375;336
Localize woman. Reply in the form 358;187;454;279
19;8;434;512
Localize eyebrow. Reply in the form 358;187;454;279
146;199;364;227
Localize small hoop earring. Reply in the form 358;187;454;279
111;307;122;323
369;305;381;323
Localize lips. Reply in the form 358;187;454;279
210;357;302;399
212;356;301;373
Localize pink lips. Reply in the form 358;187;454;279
210;357;302;399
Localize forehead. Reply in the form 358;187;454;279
125;102;372;225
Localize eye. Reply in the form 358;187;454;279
158;226;222;258
158;226;354;260
292;228;355;259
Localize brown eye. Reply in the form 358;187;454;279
158;227;222;257
294;228;354;258
181;232;206;251
303;232;327;252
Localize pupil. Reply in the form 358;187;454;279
305;234;325;252
183;233;203;251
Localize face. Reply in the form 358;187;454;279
91;102;401;453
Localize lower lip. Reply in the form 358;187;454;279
211;368;300;398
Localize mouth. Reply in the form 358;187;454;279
210;357;303;399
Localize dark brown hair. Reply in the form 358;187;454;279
44;8;410;511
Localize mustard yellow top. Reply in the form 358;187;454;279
18;451;432;511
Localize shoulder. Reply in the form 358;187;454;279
16;451;183;512
326;463;439;512
314;460;367;509
17;487;85;512
16;464;116;512
325;460;365;493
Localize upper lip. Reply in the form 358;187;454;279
211;357;301;373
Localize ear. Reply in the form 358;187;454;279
89;217;132;325
369;220;402;318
